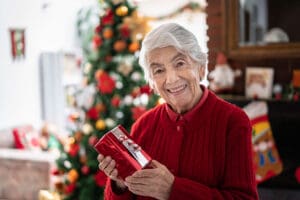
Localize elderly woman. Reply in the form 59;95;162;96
98;23;258;200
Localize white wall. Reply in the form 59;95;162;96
0;0;96;129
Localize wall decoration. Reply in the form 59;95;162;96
245;67;274;99
9;28;26;60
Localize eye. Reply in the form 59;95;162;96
176;60;186;68
153;68;164;75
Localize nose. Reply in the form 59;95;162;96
165;68;179;84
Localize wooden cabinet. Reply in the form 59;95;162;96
224;0;300;60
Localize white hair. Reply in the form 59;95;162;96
138;23;208;87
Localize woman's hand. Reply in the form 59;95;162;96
125;160;175;200
97;154;126;191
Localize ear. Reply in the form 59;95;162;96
149;80;160;95
198;65;205;80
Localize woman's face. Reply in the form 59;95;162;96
148;46;204;114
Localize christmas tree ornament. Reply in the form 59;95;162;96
131;87;140;98
86;107;99;120
64;183;76;194
105;118;116;128
116;81;123;89
128;41;140;53
97;71;116;94
74;131;83;142
102;27;113;39
119;24;130;38
95;103;106;113
113;40;127;52
68;143;80;157
117;62;133;76
111;95;121;107
140;93;149;105
64;160;72;169
81;165;90;175
80;155;87;164
84;62;92;74
115;5;128;17
96;119;106;130
123;95;133;105
82;123;93;135
101;9;114;25
116;111;124;119
88;135;98;146
92;34;102;48
95;69;104;80
131;71;142;81
68;169;79;183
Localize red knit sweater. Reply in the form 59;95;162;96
104;87;258;200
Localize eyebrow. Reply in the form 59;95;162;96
170;53;187;62
149;53;187;68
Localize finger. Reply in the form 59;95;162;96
130;168;158;178
110;169;118;179
126;181;156;198
105;160;116;176
97;154;104;162
150;160;164;168
99;156;112;171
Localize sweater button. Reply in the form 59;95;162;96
177;126;180;131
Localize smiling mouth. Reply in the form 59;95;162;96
167;84;187;95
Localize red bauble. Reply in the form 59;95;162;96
94;170;107;187
140;85;152;95
86;107;99;120
64;183;76;194
101;9;114;25
111;96;121;107
81;165;90;175
95;24;103;33
92;35;102;48
97;72;116;94
88;135;98;146
69;144;80;157
119;24;130;38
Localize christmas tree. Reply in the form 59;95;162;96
54;1;159;199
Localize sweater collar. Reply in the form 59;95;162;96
165;85;209;122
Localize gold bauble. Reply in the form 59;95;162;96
95;119;106;130
116;5;128;17
68;169;79;183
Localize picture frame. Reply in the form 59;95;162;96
245;67;274;99
9;28;26;60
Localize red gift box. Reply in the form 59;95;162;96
93;125;152;180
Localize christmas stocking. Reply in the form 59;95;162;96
243;101;283;183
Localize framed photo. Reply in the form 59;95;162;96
9;28;26;60
245;67;274;99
